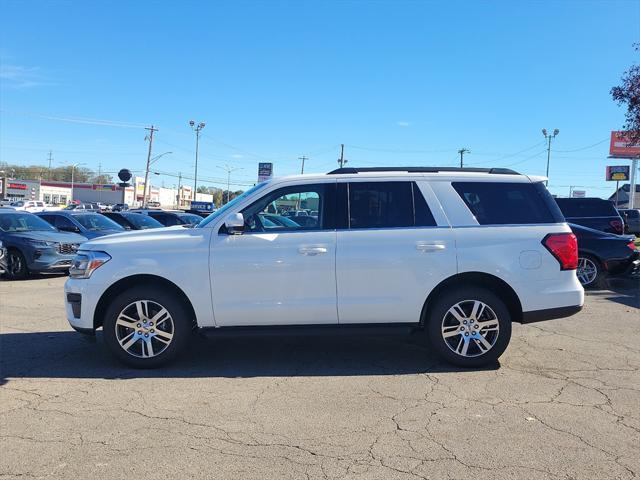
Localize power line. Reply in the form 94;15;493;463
554;138;608;153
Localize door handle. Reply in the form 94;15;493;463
416;242;446;252
298;246;328;256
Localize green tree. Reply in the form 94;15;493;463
611;44;640;142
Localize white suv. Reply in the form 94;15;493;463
64;167;584;368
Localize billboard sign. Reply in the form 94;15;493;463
258;162;273;182
571;190;586;198
609;131;640;157
605;165;630;181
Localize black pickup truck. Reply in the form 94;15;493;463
555;198;624;235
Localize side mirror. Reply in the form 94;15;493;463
224;213;244;234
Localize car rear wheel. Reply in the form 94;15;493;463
425;287;512;368
102;286;193;368
6;249;28;280
577;255;605;289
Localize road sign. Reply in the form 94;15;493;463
606;165;630;181
571;190;586;198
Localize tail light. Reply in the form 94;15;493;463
610;219;623;234
628;241;638;251
542;233;578;270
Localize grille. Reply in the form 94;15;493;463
57;243;78;255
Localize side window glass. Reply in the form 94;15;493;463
241;185;325;233
56;216;76;229
348;182;413;229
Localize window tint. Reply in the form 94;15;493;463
348;182;435;229
55;216;77;230
555;198;619;217
241;184;326;233
452;182;561;225
149;213;180;226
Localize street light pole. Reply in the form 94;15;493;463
542;128;559;185
189;120;205;204
217;164;243;204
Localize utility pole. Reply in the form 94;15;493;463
177;172;182;209
338;144;347;168
458;148;470;168
189;120;206;204
217;164;243;204
299;155;308;174
542;128;560;185
142;125;158;208
47;150;53;180
98;162;102;202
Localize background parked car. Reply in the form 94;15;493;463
555;198;624;235
112;203;129;212
130;209;203;227
101;211;164;230
618;208;640;236
9;200;47;212
570;223;639;288
0;210;85;279
64;203;101;212
36;211;125;239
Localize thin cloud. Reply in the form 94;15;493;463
231;154;244;159
396;121;411;127
0;63;52;89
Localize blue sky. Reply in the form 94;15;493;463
1;0;639;196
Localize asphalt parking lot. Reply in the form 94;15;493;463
0;276;638;480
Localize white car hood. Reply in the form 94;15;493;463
80;225;196;251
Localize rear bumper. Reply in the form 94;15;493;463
521;304;583;324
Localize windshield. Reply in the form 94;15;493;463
122;213;163;229
74;214;124;231
0;213;57;232
197;182;269;228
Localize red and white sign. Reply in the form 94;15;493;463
609;131;640;157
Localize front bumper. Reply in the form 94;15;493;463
64;277;105;332
27;246;77;272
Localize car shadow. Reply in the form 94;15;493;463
586;277;639;309
0;330;498;384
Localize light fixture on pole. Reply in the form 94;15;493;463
217;164;243;204
542;128;559;185
142;151;172;207
189;120;205;203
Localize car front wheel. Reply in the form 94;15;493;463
102;286;193;368
425;287;512;368
6;249;28;279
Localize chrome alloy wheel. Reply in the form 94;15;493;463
576;257;598;286
8;251;23;276
114;300;174;358
441;300;500;358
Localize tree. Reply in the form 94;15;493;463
611;44;640;143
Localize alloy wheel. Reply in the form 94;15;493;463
576;257;597;286
114;300;175;358
441;300;500;358
9;252;23;276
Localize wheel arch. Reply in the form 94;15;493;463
420;272;523;325
93;274;198;330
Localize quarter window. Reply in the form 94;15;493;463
347;182;436;229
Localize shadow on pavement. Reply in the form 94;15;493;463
0;330;497;384
587;277;640;309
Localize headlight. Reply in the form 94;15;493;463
69;251;111;279
26;239;56;248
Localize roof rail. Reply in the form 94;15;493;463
327;167;520;175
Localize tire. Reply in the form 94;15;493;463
425;286;512;368
577;254;605;289
6;249;28;280
102;286;193;368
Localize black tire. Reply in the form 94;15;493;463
102;286;193;368
6;249;28;280
425;286;512;368
577;254;606;290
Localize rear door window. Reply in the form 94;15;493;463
452;182;562;225
347;182;436;229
